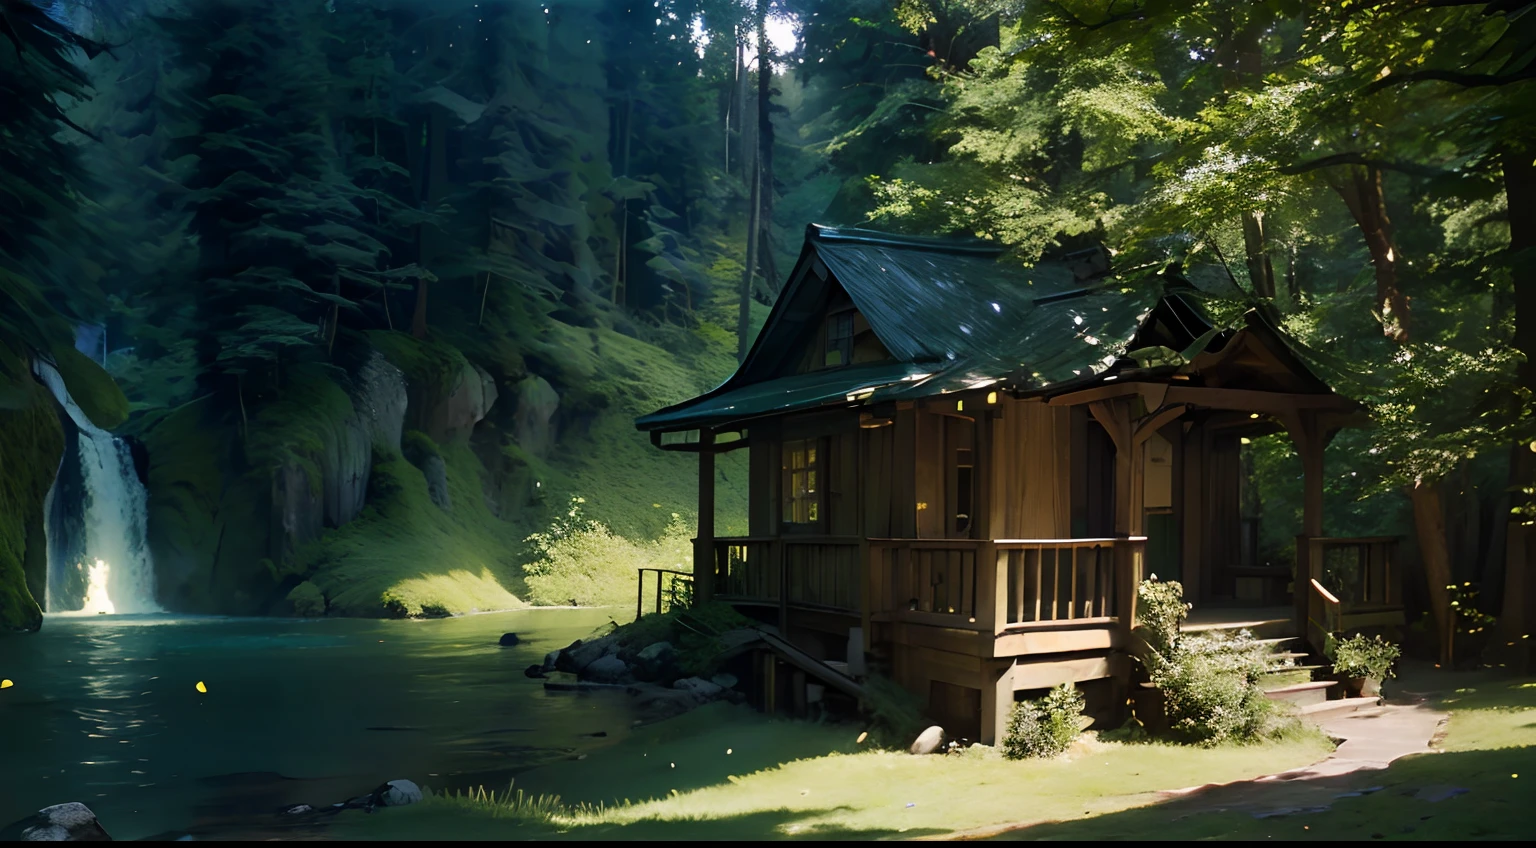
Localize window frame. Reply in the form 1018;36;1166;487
823;308;855;368
780;437;825;531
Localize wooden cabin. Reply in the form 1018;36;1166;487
636;225;1399;743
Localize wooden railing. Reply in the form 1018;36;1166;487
1296;535;1402;654
869;536;1145;634
997;539;1124;627
712;536;862;612
869;539;983;622
636;568;693;620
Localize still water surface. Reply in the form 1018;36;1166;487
0;608;630;839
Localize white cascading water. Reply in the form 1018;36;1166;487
34;359;162;615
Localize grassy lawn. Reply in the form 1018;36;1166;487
329;701;1334;840
995;670;1536;841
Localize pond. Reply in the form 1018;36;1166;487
0;608;633;840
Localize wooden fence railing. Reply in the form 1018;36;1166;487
712;536;862;613
1296;535;1402;654
997;539;1124;626
636;567;693;620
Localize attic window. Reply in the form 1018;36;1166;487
825;310;854;367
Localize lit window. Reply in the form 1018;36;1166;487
783;439;820;526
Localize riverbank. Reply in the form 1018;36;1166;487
329;701;1336;840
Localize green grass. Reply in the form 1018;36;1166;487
993;670;1536;841
330;702;1334;840
297;440;527;617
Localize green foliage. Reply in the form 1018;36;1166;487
1136;577;1189;660
1327;633;1402;681
287;580;326;617
1002;683;1087;760
609;601;755;679
1153;630;1278;747
521;496;693;608
401;430;440;469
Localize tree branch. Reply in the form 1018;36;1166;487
1280;152;1459;179
1365;68;1536;94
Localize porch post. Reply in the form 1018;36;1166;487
1286;411;1325;632
695;428;716;605
1090;398;1142;636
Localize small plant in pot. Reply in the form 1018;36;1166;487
1328;634;1401;698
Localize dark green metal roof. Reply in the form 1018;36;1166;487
635;225;1326;433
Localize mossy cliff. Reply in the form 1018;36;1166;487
0;344;64;633
133;319;748;620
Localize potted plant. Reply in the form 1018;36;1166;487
1328;634;1401;698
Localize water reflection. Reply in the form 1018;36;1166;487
0;609;629;839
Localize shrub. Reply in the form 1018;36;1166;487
858;673;928;750
520;496;693;607
1152;629;1275;746
1136;576;1189;661
1002;683;1086;760
1328;633;1401;680
287;580;326;617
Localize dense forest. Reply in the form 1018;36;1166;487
1;0;1531;665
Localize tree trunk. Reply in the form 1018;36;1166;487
755;11;779;295
1330;165;1409;342
1226;19;1280;317
735;36;748;181
1505;146;1536;393
737;160;761;363
1411;481;1456;665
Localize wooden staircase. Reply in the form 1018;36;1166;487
1180;610;1380;721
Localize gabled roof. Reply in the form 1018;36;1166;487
636;225;1345;433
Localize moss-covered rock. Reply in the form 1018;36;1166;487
51;345;129;431
287;580;326;617
0;345;65;632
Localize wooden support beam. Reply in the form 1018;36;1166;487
982;662;1015;746
1282;411;1326;630
1133;404;1188;446
694;428;716;605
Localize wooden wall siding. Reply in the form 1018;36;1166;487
785;540;862;611
915;409;946;538
862;424;895;538
1205;434;1243;596
828;431;860;537
891;405;919;538
1068;406;1089;537
1002;542;1117;624
1181;422;1207;600
944;415;978;538
994;399;1072;538
749;439;773;536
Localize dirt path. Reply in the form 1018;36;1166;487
940;694;1449;841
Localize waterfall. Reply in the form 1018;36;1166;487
34;360;162;615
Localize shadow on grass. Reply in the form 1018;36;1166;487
987;746;1535;841
332;803;947;841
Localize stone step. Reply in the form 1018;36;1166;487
1259;665;1324;688
1181;617;1296;641
1298;696;1382;721
1262;680;1334;707
1268;651;1311;662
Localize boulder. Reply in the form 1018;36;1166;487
524;664;547;679
581;655;633;684
498;632;521;647
910;726;946;755
555;636;617;674
422;454;451;511
631;641;679;682
673;677;723;698
510;376;560;458
710;672;738;690
542;650;560;671
0;802;113;841
378;779;422;807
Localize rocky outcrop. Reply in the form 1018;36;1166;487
422;454;451;510
323;352;408;528
268;352;407;565
0;354;65;633
510;375;559;458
